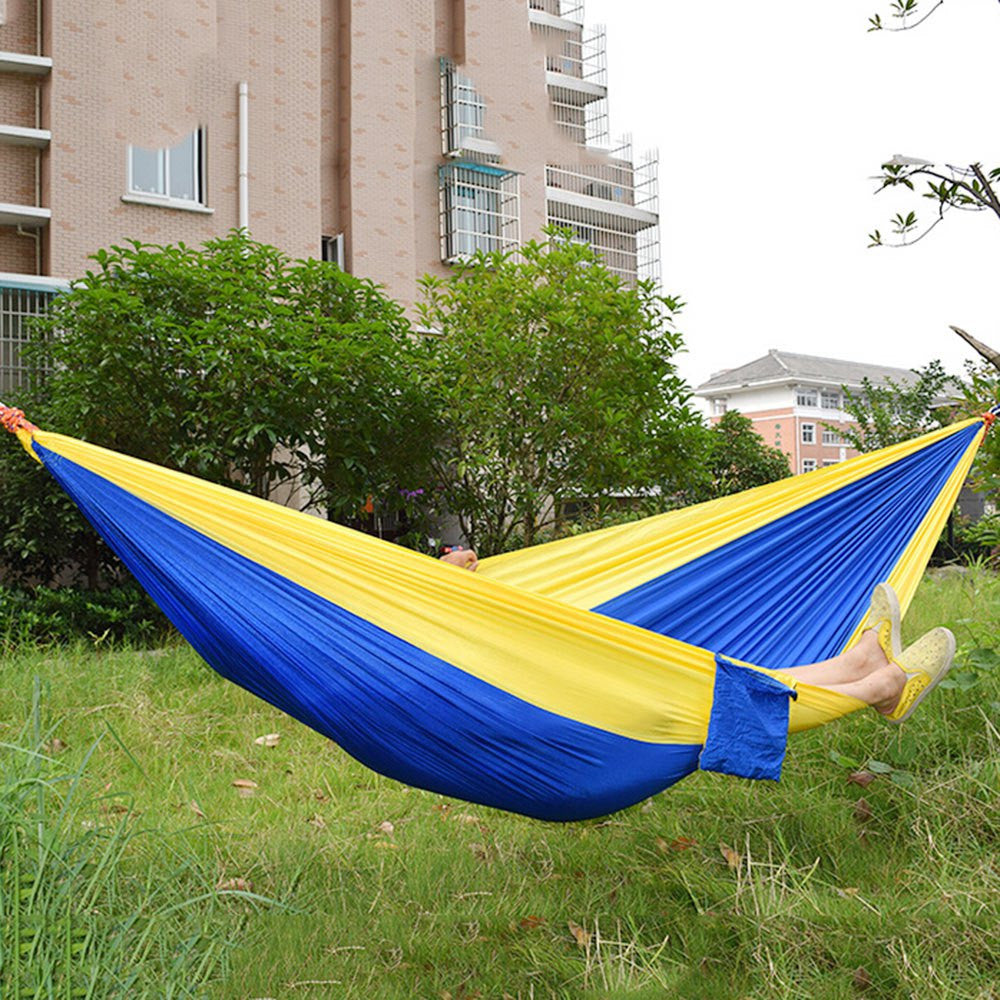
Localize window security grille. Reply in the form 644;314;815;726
439;58;487;156
0;285;55;394
439;163;520;262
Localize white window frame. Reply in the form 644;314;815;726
821;428;840;446
802;458;817;473
712;398;728;416
125;128;208;210
801;422;816;444
820;389;840;410
796;387;818;407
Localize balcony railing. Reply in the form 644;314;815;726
528;0;585;23
549;94;609;147
544;26;606;87
546;146;658;215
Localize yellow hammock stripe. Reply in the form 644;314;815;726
26;427;879;743
479;419;986;645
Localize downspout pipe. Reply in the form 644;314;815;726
238;81;249;233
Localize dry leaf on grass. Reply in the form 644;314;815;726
848;771;876;788
719;843;741;869
307;813;327;830
518;915;546;931
567;920;591;948
189;800;206;819
378;820;395;835
232;779;258;799
854;797;873;823
44;737;67;754
669;835;698;851
254;733;280;747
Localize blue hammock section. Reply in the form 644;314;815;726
594;422;983;667
35;443;703;821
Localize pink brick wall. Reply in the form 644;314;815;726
41;0;322;278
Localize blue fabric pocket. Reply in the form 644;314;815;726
699;655;798;782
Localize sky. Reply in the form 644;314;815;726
583;0;1000;391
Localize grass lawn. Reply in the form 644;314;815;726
1;569;997;999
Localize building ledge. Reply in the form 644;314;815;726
0;203;50;227
0;51;52;76
545;70;607;101
0;271;70;292
528;8;582;31
121;193;215;215
546;186;658;230
0;124;51;148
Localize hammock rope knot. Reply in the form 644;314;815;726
0;404;37;435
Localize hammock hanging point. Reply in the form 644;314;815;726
0;402;41;460
0;402;37;435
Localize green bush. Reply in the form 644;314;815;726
0;583;171;647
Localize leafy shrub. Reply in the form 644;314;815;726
0;583;171;647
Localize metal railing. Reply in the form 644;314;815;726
0;285;55;394
546;141;658;213
544;25;606;86
439;57;486;156
438;163;521;263
528;0;585;23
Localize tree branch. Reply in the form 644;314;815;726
968;162;1000;221
870;0;945;31
950;325;1000;374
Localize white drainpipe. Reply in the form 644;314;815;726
238;81;249;232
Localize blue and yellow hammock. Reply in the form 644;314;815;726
2;406;996;821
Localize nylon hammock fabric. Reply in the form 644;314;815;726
2;404;994;821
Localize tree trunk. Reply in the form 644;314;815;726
950;326;1000;373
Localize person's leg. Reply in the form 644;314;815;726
780;629;888;687
820;662;907;715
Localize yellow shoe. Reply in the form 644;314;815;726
883;627;956;725
864;583;902;661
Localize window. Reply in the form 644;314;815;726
801;423;815;444
321;234;345;269
802;459;817;473
821;389;840;409
823;459;839;466
796;387;818;407
127;129;204;205
440;58;486;155
821;428;841;446
1;284;58;395
439;162;520;261
712;399;728;416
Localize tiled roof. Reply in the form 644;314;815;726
696;349;917;393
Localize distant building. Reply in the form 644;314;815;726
0;0;660;395
695;349;917;474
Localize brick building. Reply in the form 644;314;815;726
0;0;659;394
695;349;918;474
